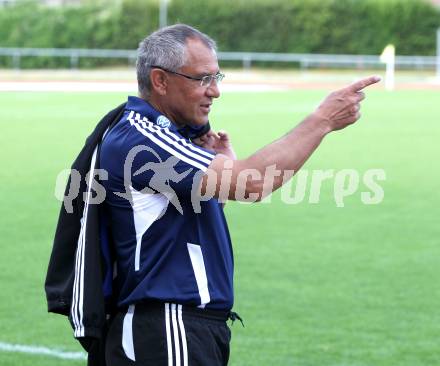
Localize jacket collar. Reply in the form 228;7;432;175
126;96;210;139
126;96;179;133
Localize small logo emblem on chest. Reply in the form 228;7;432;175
157;115;171;128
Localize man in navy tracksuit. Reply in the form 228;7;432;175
101;25;235;366
52;24;380;366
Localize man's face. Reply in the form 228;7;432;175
165;38;221;127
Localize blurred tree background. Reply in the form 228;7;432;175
0;0;439;67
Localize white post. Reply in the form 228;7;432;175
385;56;395;91
436;28;440;81
380;44;395;91
159;0;168;29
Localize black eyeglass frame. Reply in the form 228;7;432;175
150;65;225;87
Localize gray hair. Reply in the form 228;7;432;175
136;24;217;99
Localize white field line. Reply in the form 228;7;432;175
0;81;137;92
0;80;288;92
0;341;87;361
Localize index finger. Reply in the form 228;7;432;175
346;75;381;93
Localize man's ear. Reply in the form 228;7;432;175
150;69;168;96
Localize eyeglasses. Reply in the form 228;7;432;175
151;65;225;87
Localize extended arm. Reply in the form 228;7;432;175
200;75;381;202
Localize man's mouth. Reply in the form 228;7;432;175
200;103;212;113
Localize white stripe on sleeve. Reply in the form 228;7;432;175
138;118;212;165
72;146;98;338
127;112;213;171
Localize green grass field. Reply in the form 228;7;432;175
0;87;439;366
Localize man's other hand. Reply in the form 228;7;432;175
193;130;237;160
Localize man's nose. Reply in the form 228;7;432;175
206;80;220;98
